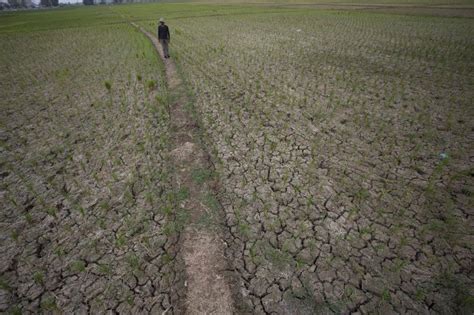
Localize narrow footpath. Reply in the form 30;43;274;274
130;23;234;314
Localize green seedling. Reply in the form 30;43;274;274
176;187;190;201
415;288;426;301
264;246;292;268
98;200;111;212
191;168;214;184
54;246;65;257
161;205;173;216
354;188;370;201
71;260;86;273
104;81;112;91
203;193;220;212
0;276;11;291
40;296;57;311
238;222;251;238
176;207;190;230
126;295;134;306
97;218;106;229
24;213;33;224
10;230;19;241
98;264;111;275
33;271;44;285
161;253;173;265
126;254;140;271
382;289;391;302
115;233;126;247
163;221;177;236
147;80;157;90
45;207;57;218
9;305;21;315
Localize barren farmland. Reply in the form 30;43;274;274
134;6;474;314
1;2;474;314
1;19;186;313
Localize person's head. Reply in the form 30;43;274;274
159;17;165;24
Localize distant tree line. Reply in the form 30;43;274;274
5;0;58;7
2;0;151;8
5;0;33;8
40;0;59;6
1;0;153;9
83;0;150;5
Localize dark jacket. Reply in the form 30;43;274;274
158;24;170;40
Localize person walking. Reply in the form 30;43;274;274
158;18;170;59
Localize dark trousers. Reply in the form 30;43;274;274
159;39;169;57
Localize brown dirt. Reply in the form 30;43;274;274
131;22;235;314
168;14;473;314
182;229;233;315
0;25;184;314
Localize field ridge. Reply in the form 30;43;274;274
130;21;236;314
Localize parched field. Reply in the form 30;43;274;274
131;3;474;314
1;2;474;314
0;13;186;313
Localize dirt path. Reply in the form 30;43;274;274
130;23;234;314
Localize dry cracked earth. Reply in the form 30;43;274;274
169;12;474;314
0;6;473;315
1;25;186;313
